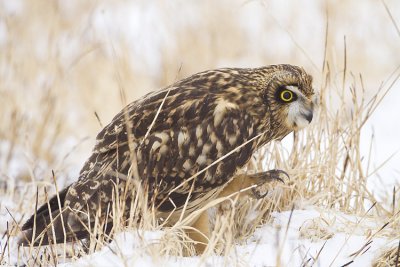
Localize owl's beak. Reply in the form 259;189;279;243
301;109;313;123
303;93;319;124
290;103;314;130
287;96;315;130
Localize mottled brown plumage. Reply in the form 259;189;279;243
19;64;314;247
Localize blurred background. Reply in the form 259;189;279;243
0;0;399;198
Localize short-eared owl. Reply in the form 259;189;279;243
19;64;315;251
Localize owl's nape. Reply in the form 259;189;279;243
18;65;314;252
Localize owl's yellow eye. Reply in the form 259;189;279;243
280;90;294;102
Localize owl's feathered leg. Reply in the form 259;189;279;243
187;170;288;254
186;211;210;254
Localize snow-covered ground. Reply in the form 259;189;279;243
62;208;389;267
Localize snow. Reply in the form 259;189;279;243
362;86;400;192
58;208;388;267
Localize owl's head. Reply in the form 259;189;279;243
260;65;316;132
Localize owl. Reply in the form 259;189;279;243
19;64;315;253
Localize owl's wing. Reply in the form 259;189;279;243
64;91;255;214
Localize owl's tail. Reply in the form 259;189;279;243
17;186;90;246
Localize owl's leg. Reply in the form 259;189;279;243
187;210;210;254
219;169;289;198
187;170;288;254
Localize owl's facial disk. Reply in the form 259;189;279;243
278;85;315;130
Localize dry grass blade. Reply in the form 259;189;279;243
341;260;354;267
311;241;328;267
381;0;400;38
94;111;104;128
0;222;10;264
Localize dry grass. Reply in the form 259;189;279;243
1;0;400;266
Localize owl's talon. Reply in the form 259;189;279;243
269;169;289;184
255;169;289;185
251;187;269;199
250;169;289;199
